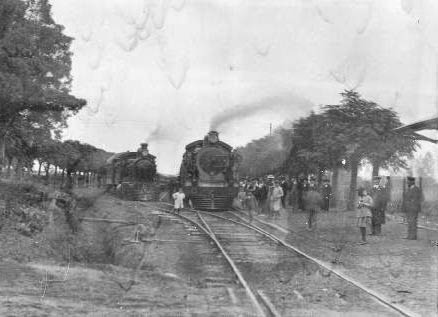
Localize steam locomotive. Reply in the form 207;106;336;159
102;143;160;200
179;131;241;210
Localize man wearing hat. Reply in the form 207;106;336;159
280;176;290;208
320;178;332;212
402;176;423;240
370;176;388;235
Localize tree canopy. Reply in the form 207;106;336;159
236;130;288;177
0;0;86;167
322;90;417;209
236;90;418;210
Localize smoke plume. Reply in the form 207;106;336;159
209;94;315;131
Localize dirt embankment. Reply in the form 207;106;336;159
1;183;241;316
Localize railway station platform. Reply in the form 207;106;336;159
236;207;438;317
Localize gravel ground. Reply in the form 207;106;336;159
1;188;436;316
238;207;438;317
198;211;400;316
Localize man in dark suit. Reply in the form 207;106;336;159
402;176;423;240
280;177;289;208
320;178;332;211
370;176;387;235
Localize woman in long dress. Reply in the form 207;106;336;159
270;181;284;218
356;188;373;245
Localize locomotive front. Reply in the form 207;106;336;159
103;143;158;201
180;131;241;210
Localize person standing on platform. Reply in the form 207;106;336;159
236;187;247;210
172;188;185;214
320;178;332;212
356;188;373;244
258;181;268;215
304;178;322;230
370;176;387;235
289;178;298;209
280;177;289;208
253;179;262;212
270;180;284;218
402;176;423;240
245;180;257;222
297;177;308;211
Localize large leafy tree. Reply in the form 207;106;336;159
236;130;288;177
284;112;346;207
323;90;417;210
285;111;345;179
0;0;86;167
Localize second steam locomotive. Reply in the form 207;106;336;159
179;131;241;210
102;143;159;200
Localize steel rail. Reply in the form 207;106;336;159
195;211;268;317
151;202;423;316
203;209;421;317
149;206;269;317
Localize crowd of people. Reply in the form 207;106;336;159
234;175;332;229
170;173;424;244
234;174;424;243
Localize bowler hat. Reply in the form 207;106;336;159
407;176;415;181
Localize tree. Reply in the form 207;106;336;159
236;130;288;177
323;90;418;210
284;111;346;180
0;0;86;168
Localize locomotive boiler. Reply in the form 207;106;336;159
103;143;158;201
179;131;241;210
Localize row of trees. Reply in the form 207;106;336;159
237;90;418;210
1;137;113;186
0;0;87;182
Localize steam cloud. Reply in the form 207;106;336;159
209;94;315;132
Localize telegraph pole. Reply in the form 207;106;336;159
269;123;272;136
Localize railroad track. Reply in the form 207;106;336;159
114;204;258;315
150;203;415;316
150;205;275;316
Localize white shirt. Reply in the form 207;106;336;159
173;192;185;209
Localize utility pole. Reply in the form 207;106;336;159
269;123;272;136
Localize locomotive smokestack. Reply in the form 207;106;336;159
139;143;149;156
205;131;219;144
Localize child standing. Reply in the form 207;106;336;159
357;188;373;245
172;188;185;214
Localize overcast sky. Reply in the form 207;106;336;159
50;0;438;174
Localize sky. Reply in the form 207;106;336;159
49;0;438;174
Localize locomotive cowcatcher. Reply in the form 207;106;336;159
179;131;241;210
